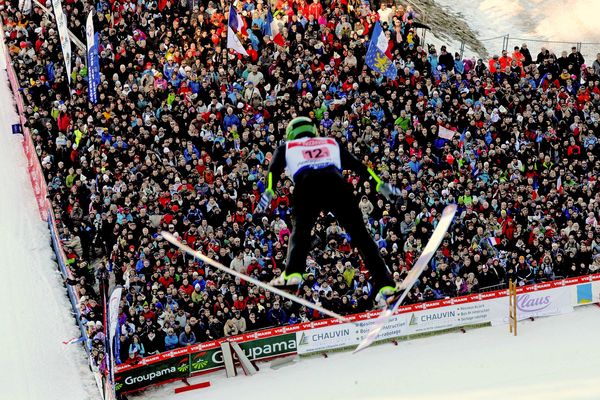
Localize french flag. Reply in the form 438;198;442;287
264;9;285;47
227;6;249;56
487;237;501;247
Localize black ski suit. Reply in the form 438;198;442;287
266;138;394;292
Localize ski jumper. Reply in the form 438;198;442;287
265;137;394;291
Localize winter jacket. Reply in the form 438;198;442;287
178;331;196;346
164;334;179;350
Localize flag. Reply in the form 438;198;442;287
365;22;397;79
438;125;455;140
264;9;285;47
51;0;72;83
556;175;563;194
18;0;32;14
458;129;467;148
228;5;247;36
263;9;273;36
62;336;85;345
86;11;100;104
108;286;123;385
227;6;248;56
487;237;501;247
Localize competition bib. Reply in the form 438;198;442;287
285;137;342;179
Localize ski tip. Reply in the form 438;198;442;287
444;203;458;216
160;231;177;244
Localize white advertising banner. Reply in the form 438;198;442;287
490;286;573;325
296;284;587;355
51;0;72;83
296;301;497;355
296;314;410;355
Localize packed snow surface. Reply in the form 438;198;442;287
0;53;95;399
140;305;600;400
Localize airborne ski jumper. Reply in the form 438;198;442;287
255;117;401;302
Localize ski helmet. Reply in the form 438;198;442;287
286;116;318;140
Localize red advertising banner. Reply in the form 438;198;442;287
115;273;600;374
2;30;48;221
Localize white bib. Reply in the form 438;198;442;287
285;137;342;180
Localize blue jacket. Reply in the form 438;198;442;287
267;307;288;326
164;334;179;350
179;331;196;346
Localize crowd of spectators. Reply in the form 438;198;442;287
2;0;600;369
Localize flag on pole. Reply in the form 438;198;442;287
365;22;397;79
438;125;456;140
227;6;249;56
51;0;72;83
556;175;563;194
86;11;100;104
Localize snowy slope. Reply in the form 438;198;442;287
434;0;600;48
0;58;96;398
139;305;600;400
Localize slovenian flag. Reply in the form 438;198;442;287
487;237;501;246
227;6;249;56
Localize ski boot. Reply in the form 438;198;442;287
374;284;404;309
269;271;304;289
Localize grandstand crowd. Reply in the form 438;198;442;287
2;0;599;372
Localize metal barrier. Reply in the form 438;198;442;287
462;33;600;61
479;282;508;293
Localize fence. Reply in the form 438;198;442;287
1;24;115;400
114;274;600;395
457;34;600;61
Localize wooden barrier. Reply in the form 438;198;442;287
508;280;517;336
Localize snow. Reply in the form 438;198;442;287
0;54;96;399
138;304;600;400
434;0;600;56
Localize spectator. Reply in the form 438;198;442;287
178;325;197;346
164;329;179;351
1;0;598;368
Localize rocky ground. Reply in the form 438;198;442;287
403;0;491;58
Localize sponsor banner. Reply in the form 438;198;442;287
51;0;72;83
190;334;297;373
85;12;100;104
575;283;593;305
589;282;600;304
2;29;48;220
297;301;497;355
115;334;297;392
490;286;573;325
297;322;358;354
406;300;495;334
114;354;189;393
113;274;600;389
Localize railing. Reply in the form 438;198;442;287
1;25;113;400
114;273;600;395
460;33;600;61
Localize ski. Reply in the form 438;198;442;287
354;204;458;353
160;232;349;323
